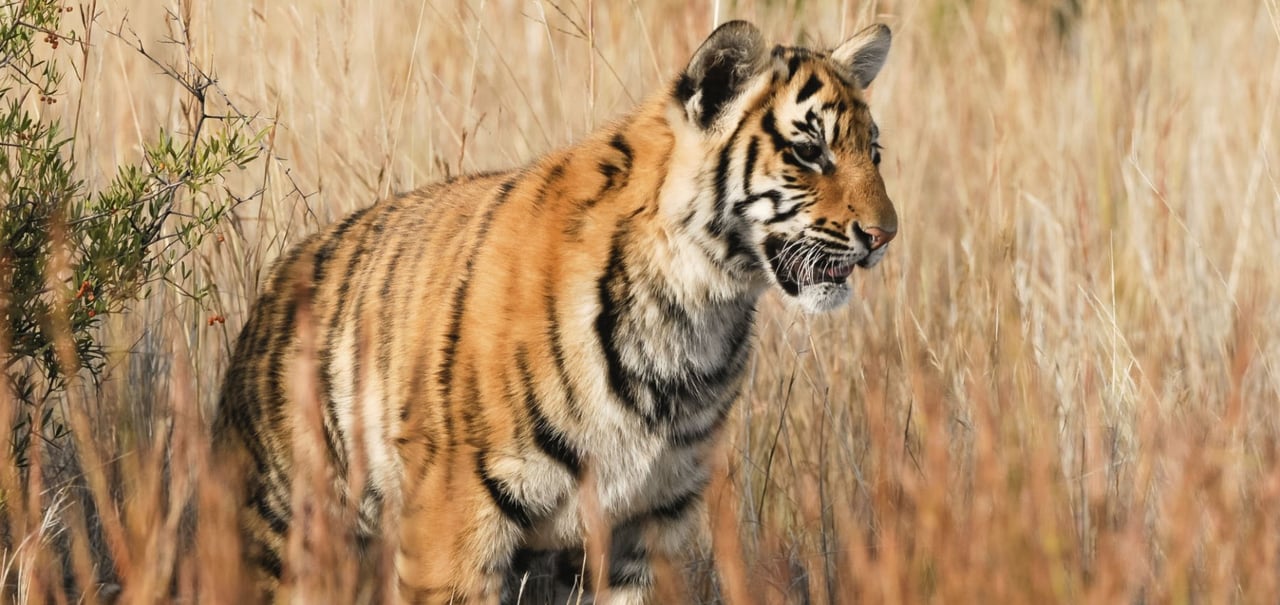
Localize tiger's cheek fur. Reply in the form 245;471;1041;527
214;19;894;604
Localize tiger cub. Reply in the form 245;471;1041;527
215;20;897;604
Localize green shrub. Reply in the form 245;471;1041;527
1;0;263;467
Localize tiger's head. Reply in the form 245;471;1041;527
673;21;898;313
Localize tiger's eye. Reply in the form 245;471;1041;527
793;142;823;164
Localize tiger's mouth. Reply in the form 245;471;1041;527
763;235;860;296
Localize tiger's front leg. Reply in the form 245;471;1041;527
499;502;705;604
393;455;527;605
600;520;662;605
612;501;709;605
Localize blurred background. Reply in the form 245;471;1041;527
4;0;1280;602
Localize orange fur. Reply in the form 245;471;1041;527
215;20;897;604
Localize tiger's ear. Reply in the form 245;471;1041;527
676;20;768;130
831;24;892;89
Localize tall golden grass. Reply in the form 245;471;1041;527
5;0;1280;602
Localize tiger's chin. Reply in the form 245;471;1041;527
762;235;864;314
767;261;856;313
793;282;853;313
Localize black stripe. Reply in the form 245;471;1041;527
811;225;852;242
431;177;519;463
594;225;654;428
264;297;299;415
395;429;441;467
544;287;583;423
597;134;633;193
733;190;783;216
670;381;743;446
609;566;650;589
400;185;491;431
648;365;734;426
534;160;568;210
644;310;752;427
705;119;753;259
351;210;394;403
459;369;487;451
379;203;434;386
250;486;289;535
242;291;275;359
252;549;284;579
710;118;752;236
759;111;789;150
787;55;803;78
380;244;408;380
796;74;824;103
563;210;594;239
766;201;804;224
610;133;634;169
515;347;583;477
613;295;753;431
220;308;291;488
319;209;379;474
390;213;442;423
354;484;384;537
312;207;372;282
599;161;622;192
649;481;708;521
650;283;694;333
741;136;759;196
307;208;373;471
263;257;304;455
708;139;735;238
723;228;756;264
679;207;696;230
435;176;521;428
229;419;283;497
476;451;535;529
779;152;807;170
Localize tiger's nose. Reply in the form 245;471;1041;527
855;224;897;250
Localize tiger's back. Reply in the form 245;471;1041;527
216;19;899;604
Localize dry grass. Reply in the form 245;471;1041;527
5;0;1280;602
